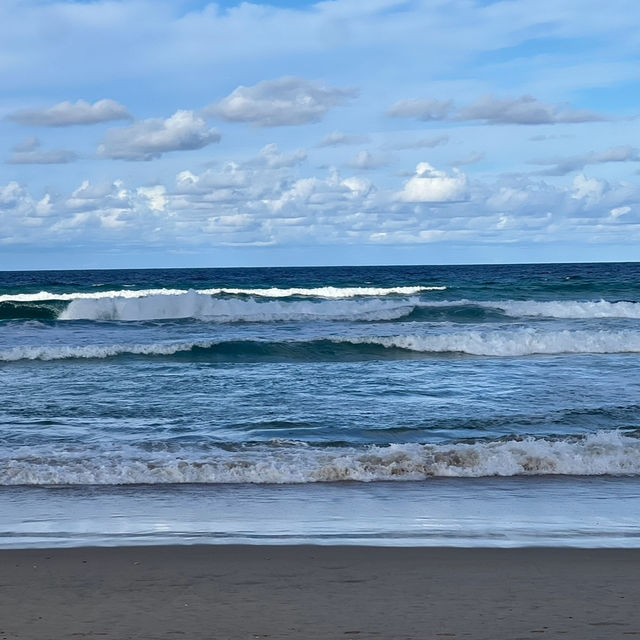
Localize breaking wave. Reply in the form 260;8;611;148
2;431;639;485
0;285;443;304
495;299;640;319
3;290;640;324
3;328;640;362
59;293;419;322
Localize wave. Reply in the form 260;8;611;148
495;299;640;319
2;431;639;485
0;285;443;304
0;301;62;321
344;328;640;357
4;328;640;362
4;291;640;324
59;293;419;322
409;299;640;320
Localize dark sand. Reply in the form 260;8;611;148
1;546;640;639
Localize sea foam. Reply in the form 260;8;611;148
3;328;640;361
2;431;639;485
59;293;418;322
0;285;442;304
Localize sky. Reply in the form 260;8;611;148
1;0;639;270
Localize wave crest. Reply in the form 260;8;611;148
4;328;640;362
0;285;443;304
2;432;639;485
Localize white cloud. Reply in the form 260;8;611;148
531;146;639;176
246;143;307;169
317;132;369;147
348;151;389;170
385;94;605;126
571;174;607;203
386;98;452;121
7;136;77;164
137;185;167;212
175;163;249;193
2;165;640;251
7;99;132;127
204;77;358;127
397;162;468;203
8;149;77;165
456;95;604;125
610;206;631;219
98;110;220;161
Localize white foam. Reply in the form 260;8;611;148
59;292;418;322
0;342;212;361
3;328;640;361
0;285;443;304
0;288;188;303
2;431;639;485
345;328;640;356
495;299;640;319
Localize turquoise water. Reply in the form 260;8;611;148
1;263;640;546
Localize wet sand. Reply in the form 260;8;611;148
1;546;640;639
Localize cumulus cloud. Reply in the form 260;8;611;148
317;132;369;147
347;151;389;170
397;162;468;203
245;143;307;169
98;110;220;161
204;77;358;127
175;163;249;193
6;99;132;127
2;165;640;251
456;95;604;125
386;98;452;121
571;174;607;203
531;146;639;176
65;180;130;212
137;185;168;212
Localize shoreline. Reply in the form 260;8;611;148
2;545;640;639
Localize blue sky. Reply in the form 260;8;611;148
1;0;639;269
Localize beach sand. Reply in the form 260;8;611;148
1;546;639;639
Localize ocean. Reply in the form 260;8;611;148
1;262;640;548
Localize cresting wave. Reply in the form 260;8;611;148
39;295;640;323
2;431;639;485
59;293;419;322
343;328;640;357
0;285;443;303
4;292;640;323
4;328;640;361
495;299;640;319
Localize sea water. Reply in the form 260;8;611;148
1;263;640;547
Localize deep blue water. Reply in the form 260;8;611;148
1;263;640;546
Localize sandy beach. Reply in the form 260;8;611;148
1;546;639;639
